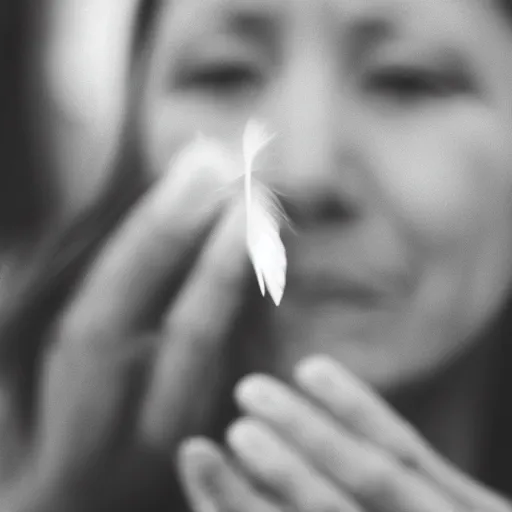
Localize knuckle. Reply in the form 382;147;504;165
394;445;422;473
300;483;347;512
307;430;341;471
353;450;399;500
311;497;346;512
340;396;368;426
260;457;298;495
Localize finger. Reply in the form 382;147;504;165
294;355;510;512
178;438;281;512
58;154;229;344
227;418;363;512
141;198;251;447
236;375;456;512
36;332;158;479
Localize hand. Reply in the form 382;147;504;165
178;355;512;512
0;149;252;511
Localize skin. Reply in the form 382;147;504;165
2;0;512;510
2;2;254;510
178;356;512;512
140;0;512;390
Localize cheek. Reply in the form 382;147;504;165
140;100;189;178
140;94;252;178
372;108;512;353
371;107;512;249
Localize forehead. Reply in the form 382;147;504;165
156;0;512;67
165;0;501;34
155;0;511;77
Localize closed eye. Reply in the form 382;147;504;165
363;67;466;103
176;64;263;95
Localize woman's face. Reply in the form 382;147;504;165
38;0;512;390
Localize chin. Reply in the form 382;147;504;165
264;296;477;393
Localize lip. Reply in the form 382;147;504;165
281;228;408;306
286;271;389;306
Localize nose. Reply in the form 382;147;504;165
272;36;358;226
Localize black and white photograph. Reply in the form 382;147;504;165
0;1;512;510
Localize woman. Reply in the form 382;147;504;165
1;0;512;510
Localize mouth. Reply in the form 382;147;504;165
286;271;389;306
281;227;407;307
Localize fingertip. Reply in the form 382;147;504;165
178;437;218;465
294;354;338;385
233;373;272;407
177;437;223;483
176;438;224;512
225;416;270;457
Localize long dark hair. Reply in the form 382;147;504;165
0;2;46;239
0;0;158;432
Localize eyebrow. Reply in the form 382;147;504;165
343;13;399;67
217;0;284;50
177;0;472;74
217;0;401;58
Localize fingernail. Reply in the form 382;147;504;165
178;438;222;512
178;438;220;482
226;418;270;455
294;355;339;392
235;374;280;409
179;438;215;462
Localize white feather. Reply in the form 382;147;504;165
243;120;287;306
173;122;287;306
